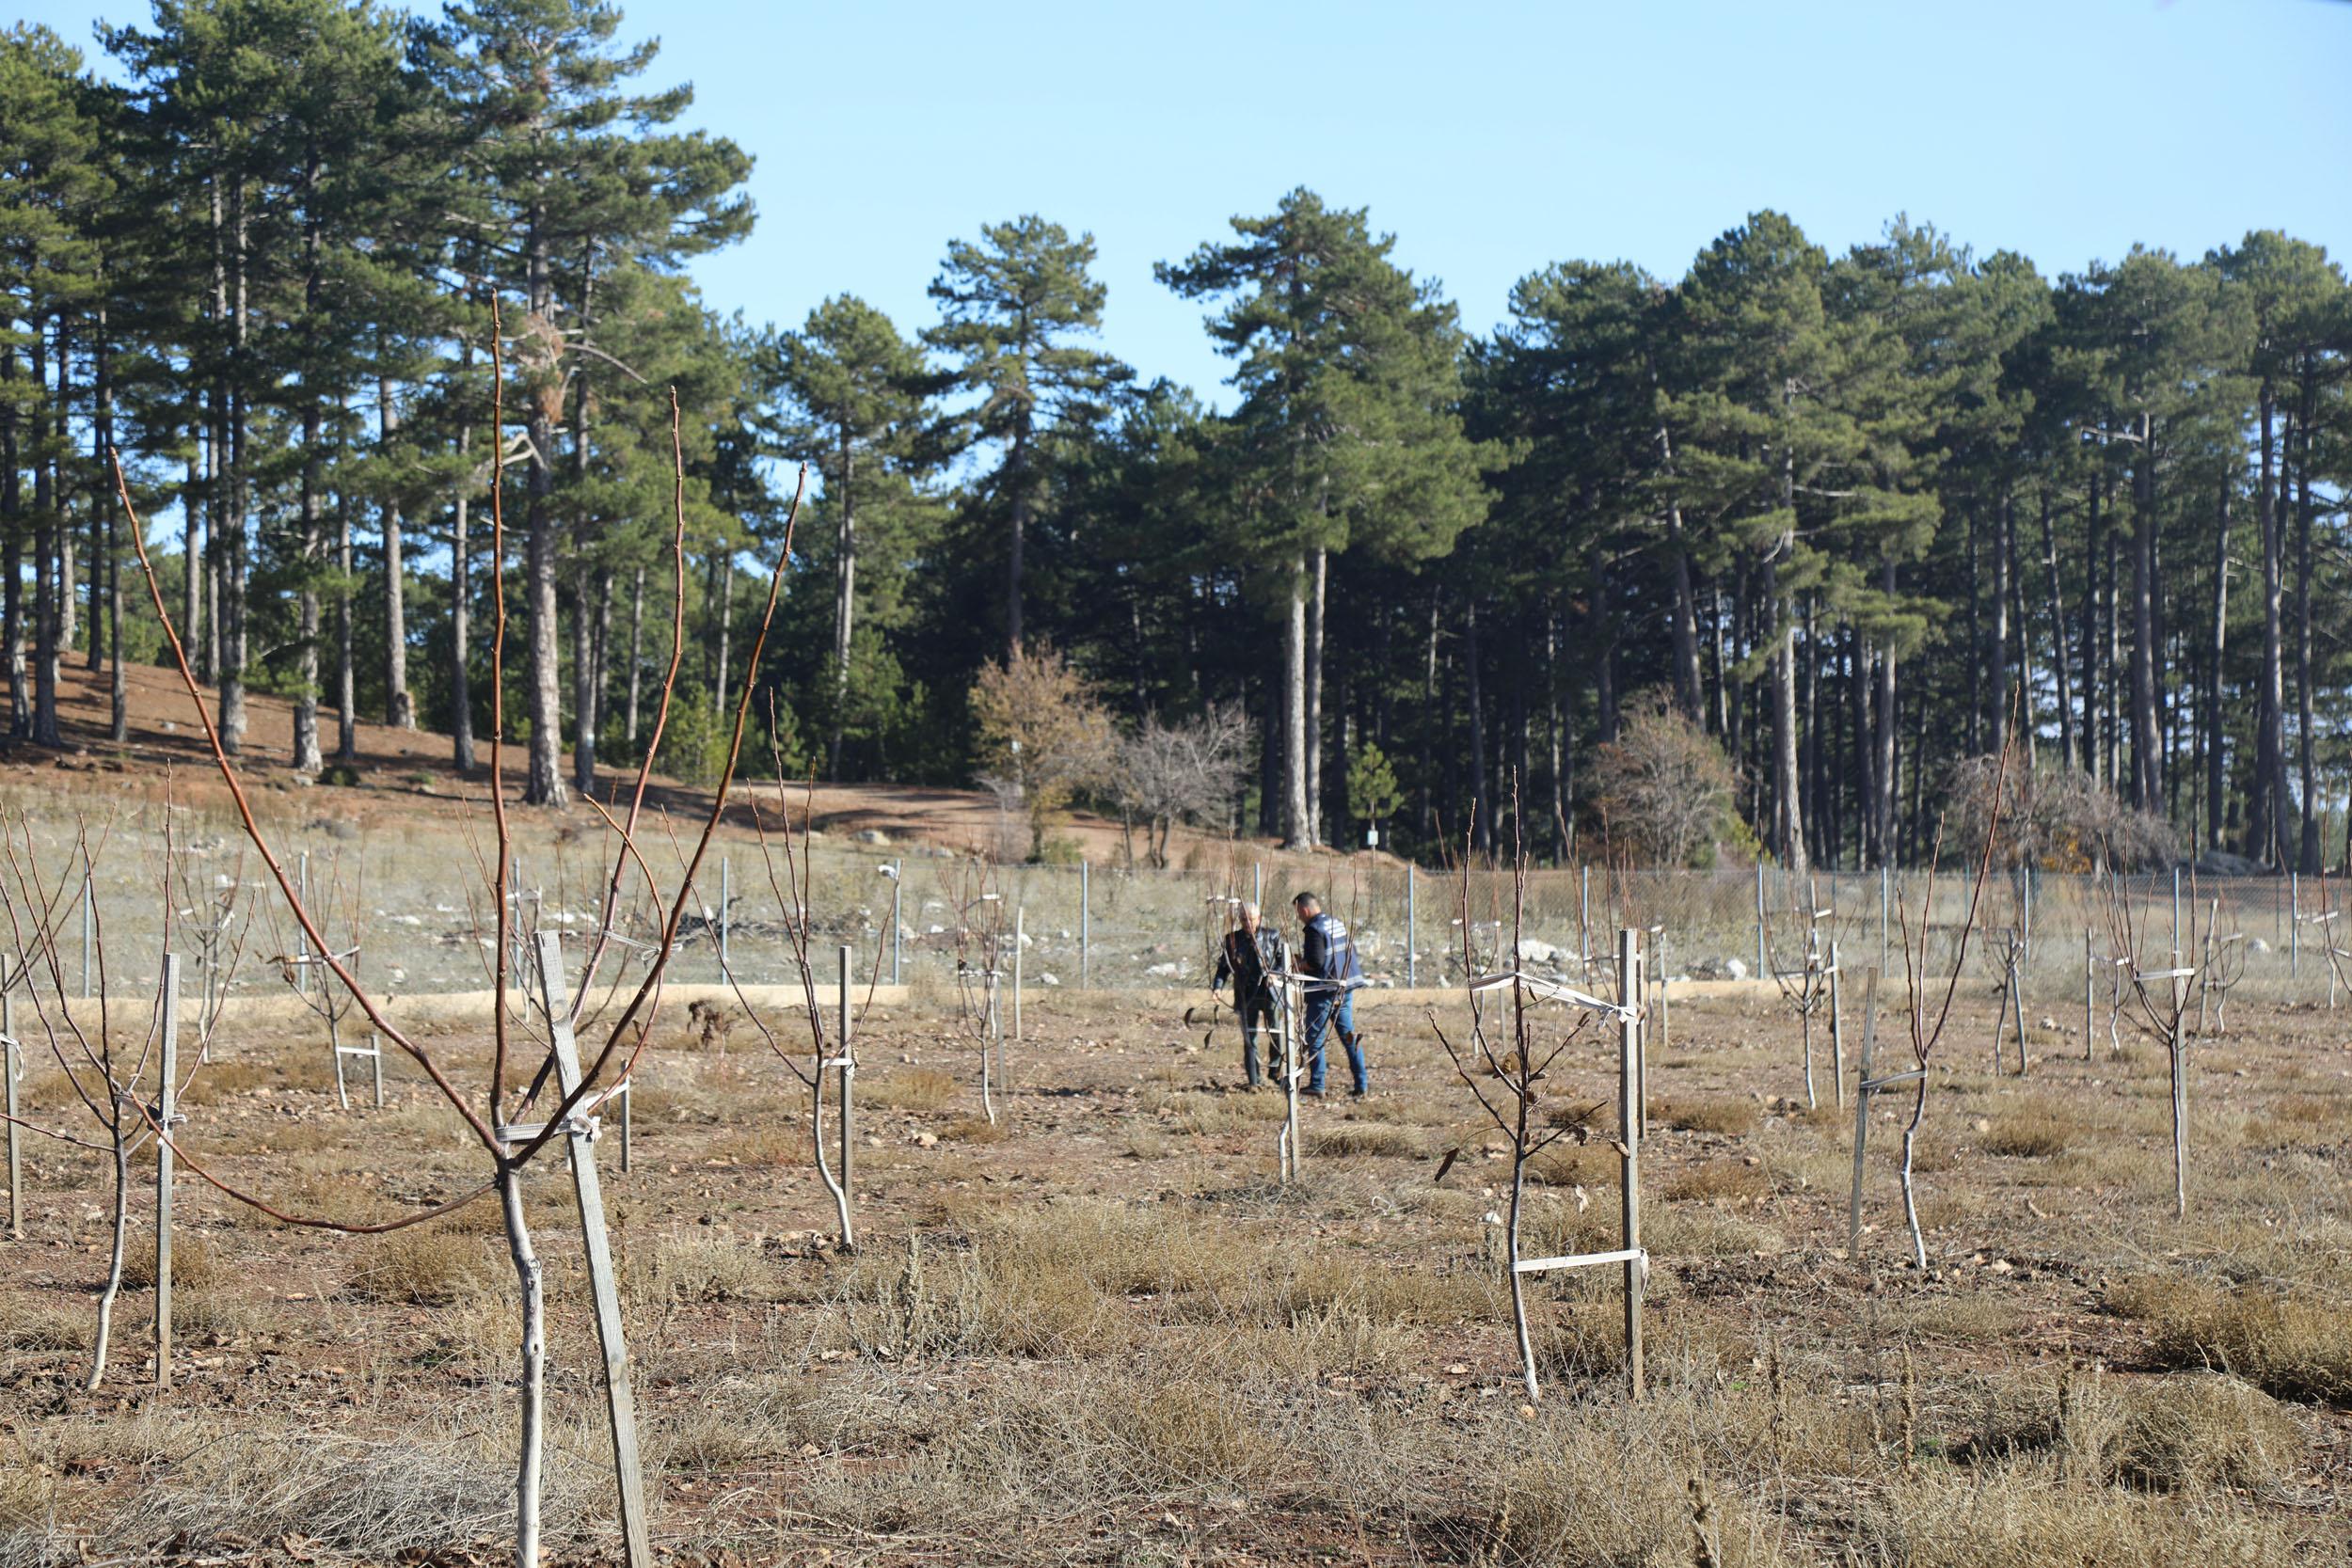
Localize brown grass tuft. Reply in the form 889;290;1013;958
343;1227;496;1306
1657;1095;1757;1136
1980;1104;2070;1158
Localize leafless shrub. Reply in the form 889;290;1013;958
1114;705;1250;867
1589;692;1740;868
1945;756;2177;872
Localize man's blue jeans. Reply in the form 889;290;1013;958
1302;990;1365;1095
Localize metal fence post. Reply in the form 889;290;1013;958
1252;861;1263;910
890;860;903;987
2290;870;2300;981
2;954;18;1240
1406;863;1418;990
1080;860;1090;989
719;855;732;974
1755;863;1767;980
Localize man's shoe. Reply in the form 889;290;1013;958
1303;1086;1327;1098
1349;1086;1370;1100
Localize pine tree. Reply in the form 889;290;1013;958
420;0;751;805
926;215;1128;664
1159;188;1484;848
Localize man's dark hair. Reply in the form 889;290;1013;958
1293;892;1320;910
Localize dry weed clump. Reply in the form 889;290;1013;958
636;1232;780;1306
1980;1103;2072;1157
344;1227;499;1306
1657;1095;1759;1136
1856;1462;2322;1566
2120;1275;2352;1404
2108;1373;2304;1493
1664;1159;1771;1205
942;1114;1011;1144
863;1067;959;1112
8;1405;598;1558
1309;1121;1425;1159
710;1122;812;1167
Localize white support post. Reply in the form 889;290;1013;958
1013;907;1025;1044
890;861;903;987
1405;864;1417;990
530;934;651;1568
836;944;854;1228
1617;927;1644;1401
720;856;732;975
2290;872;2300;981
154;954;180;1386
1079;861;1091;989
1828;939;1845;1108
2083;929;2095;1063
3;953;19;1241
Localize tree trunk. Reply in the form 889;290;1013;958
713;540;734;718
1466;597;1491;855
1875;563;1898;868
2294;394;2321;874
2252;391;2285;861
2129;419;2162;814
522;212;567;808
1990;498;2010;755
829;436;855;777
1005;428;1028;660
1305;548;1327;846
30;320;60;749
381;369;412;728
1547;605;1571;859
2;339;23;740
2206;480;2230;851
571;558;597;798
451;411;475;773
218;176;251;758
336;491;358;763
1280;557;1311;849
293;180;326;780
498;1164;547;1568
2081;472;2105;790
624;563;643;751
2040;490;2075;773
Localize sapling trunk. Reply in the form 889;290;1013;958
87;1130;129;1388
1899;1077;1928;1270
1506;1145;1536;1402
498;1164;546;1568
2169;1013;2187;1220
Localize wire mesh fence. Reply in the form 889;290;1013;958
18;784;2344;1014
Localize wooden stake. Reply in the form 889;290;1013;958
155;953;180;1386
532;934;651;1568
4;953;21;1241
1848;969;1878;1254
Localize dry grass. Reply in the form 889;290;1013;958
1309;1121;1424;1159
941;1115;1010;1144
342;1227;497;1306
2118;1275;2352;1403
633;1231;779;1306
1980;1102;2072;1157
1658;1095;1758;1136
1663;1159;1770;1205
863;1067;959;1112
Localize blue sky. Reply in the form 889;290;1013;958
23;0;2352;407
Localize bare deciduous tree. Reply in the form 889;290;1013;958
1116;704;1250;866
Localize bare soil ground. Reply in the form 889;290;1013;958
3;981;2347;1565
